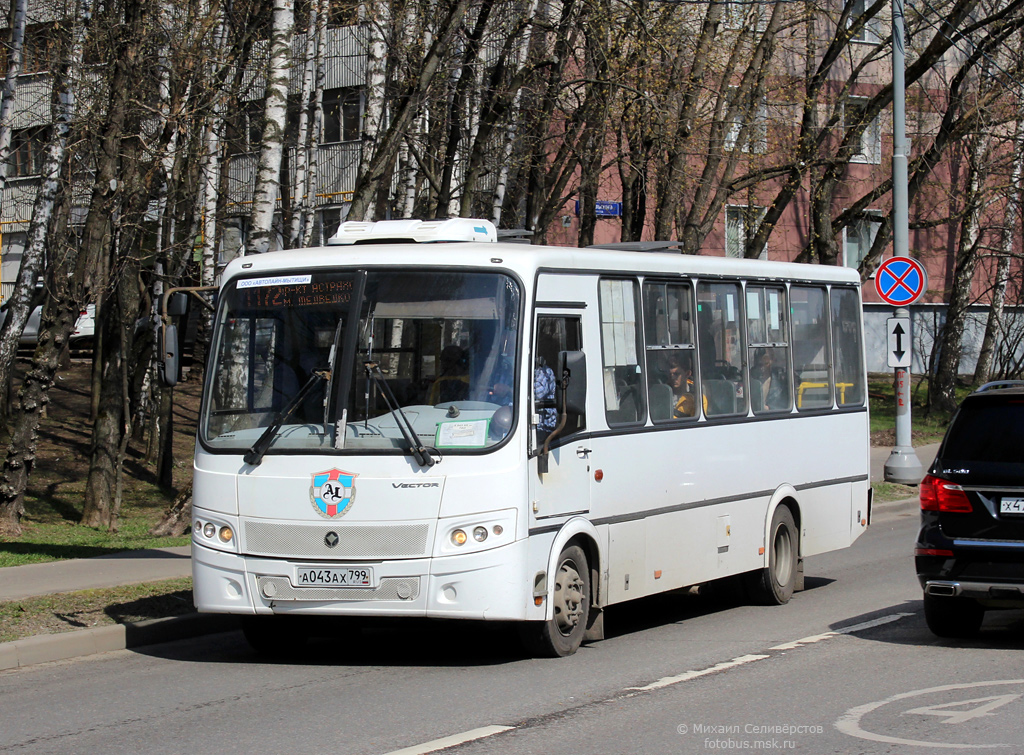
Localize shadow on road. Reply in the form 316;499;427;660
830;601;1024;650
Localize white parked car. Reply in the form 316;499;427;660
0;302;96;346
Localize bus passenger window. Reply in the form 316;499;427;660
746;286;792;413
600;278;646;425
643;281;698;422
831;288;865;407
697;282;746;417
791;285;833;410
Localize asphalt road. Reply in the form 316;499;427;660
2;502;1022;755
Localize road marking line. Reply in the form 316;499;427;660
770;632;836;650
636;614;914;692
835;679;1024;748
381;725;514;755
835;612;915;634
629;654;771;692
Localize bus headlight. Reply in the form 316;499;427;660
438;510;517;555
193;512;239;553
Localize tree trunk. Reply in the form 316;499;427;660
0;0;27;179
248;0;294;255
975;113;1024;384
0;0;85;417
929;134;990;414
150;484;193;537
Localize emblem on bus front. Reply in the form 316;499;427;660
310;469;357;519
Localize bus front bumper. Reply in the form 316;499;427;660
192;538;536;621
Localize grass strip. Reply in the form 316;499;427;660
0;577;194;644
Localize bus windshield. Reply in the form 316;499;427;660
201;269;521;456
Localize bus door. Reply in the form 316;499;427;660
529;310;590;520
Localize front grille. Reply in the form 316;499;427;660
256;575;421;602
243;521;430;559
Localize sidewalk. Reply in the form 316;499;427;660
0;545;192;602
0;545;237;671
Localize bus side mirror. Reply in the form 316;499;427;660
159;322;180;387
167;291;188;317
558;350;586;416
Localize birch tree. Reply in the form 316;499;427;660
248;0;294;255
0;0;89;536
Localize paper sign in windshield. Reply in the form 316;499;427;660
436;419;490;448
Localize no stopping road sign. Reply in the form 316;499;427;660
875;257;927;306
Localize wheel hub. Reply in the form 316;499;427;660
553;559;585;636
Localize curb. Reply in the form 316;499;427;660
0;613;239;671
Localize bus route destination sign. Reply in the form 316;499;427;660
237;274;353;308
874;257;927;307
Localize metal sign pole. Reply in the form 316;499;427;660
883;0;924;485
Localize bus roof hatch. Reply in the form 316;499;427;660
328;218;497;245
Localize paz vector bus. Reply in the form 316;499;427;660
165;217;870;657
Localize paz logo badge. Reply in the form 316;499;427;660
310;469;357;519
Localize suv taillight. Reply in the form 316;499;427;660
920;474;973;512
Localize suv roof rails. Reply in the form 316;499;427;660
975;380;1024;393
587;240;684;253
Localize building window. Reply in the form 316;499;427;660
326;0;360;27
7;127;49;177
723;0;767;31
725;87;768;154
322;88;362;143
14;24;60;74
318;207;344;244
725;205;767;259
844;96;881;164
226;101;264;155
848;0;882;43
844;211;882;270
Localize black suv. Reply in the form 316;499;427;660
916;381;1024;638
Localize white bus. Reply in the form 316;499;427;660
180;217;870;657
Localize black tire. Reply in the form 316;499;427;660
745;506;798;605
520;544;590;657
241;615;310;657
923;594;984;638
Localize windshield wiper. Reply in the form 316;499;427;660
244;369;330;466
364;361;436;467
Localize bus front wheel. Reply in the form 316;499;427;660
520;544;590;657
745;506;798;605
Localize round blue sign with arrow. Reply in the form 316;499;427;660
874;257;927;306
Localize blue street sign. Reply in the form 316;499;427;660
874;257;927;306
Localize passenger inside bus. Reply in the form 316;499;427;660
429;344;470;404
665;352;697;418
750;347;787;412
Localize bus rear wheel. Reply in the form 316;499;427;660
520;544;590;657
745;506;798;605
